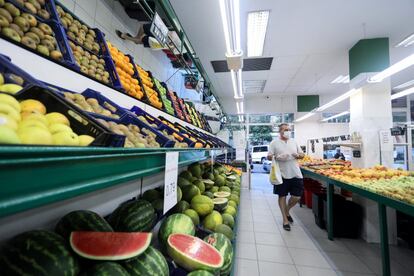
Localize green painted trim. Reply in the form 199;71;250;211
0;147;224;218
349;38;390;80
297;95;319;112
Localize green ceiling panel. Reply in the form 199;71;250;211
297;95;319;112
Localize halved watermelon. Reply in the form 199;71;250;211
213;191;231;198
70;231;151;261
167;233;223;272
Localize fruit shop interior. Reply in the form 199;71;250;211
0;0;414;276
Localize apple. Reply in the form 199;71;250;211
20;99;46;114
17;126;53;145
78;135;94;146
52;131;79;146
0;114;18;130
48;123;72;135
45;112;69;126
0;125;20;144
18;119;48;130
0;83;23;94
21;112;48;126
0;93;20;112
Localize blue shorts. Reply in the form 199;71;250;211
273;178;304;197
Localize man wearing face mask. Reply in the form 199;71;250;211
267;123;305;231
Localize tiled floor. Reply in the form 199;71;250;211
234;173;414;276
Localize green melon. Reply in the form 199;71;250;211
202;191;214;199
173;200;190;213
182;184;201;202
209;186;219;193
191;195;214;216
177;186;182;202
194;180;206;193
178;177;191;187
123;246;169;276
0;230;79;276
203;172;215;181
213;197;228;211
222;213;235;229
219;186;231;193
151;198;164;213
82;262;129;276
184;209;200;226
215;224;234;240
228;200;237;208
179;170;193;180
158;214;195;248
203;210;223;231
223;206;237;218
202;179;215;189
191;176;199;182
189;163;202;178
187;270;214;276
142;189;161;202
215;175;226;187
55;210;113;240
204;233;233;275
108;200;156;232
229;194;239;204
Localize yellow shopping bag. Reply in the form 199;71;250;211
269;157;283;185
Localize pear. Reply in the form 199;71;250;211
45;112;69;126
17;126;52;145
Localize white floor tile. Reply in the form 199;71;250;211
288;248;331;268
238;222;254;232
323;252;373;273
237;230;256;244
258;261;298;276
234;258;259;276
256;244;294;264
283;234;318;250
254;221;279;233
296;266;338;276
255;232;285;246
236;242;257;260
358;255;413;276
314;238;352;253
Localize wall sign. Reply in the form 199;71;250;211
163;152;179;214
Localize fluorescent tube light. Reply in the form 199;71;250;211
321;111;350;122
331;75;350;84
219;0;231;54
316;89;357;112
295;112;316;122
238;115;244;122
391;86;414;100
237;69;243;98
393;79;414;91
233;0;241;52
396;33;414;47
231;70;243;99
247;11;269;57
369;53;414;82
231;70;238;98
236;101;244;114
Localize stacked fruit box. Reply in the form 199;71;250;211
177;97;191;123
184;101;199;127
0;1;73;63
135;65;163;109
54;4;121;88
152;78;174;115
106;43;144;100
167;90;185;120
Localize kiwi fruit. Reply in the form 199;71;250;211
21;13;37;27
0;8;12;23
2;26;21;42
38;23;52;35
85;34;94;42
23;2;37;14
37;9;50;20
21;35;36;49
99;58;105;65
36;44;49;56
83;42;92;51
50;50;62;60
84;51;91;59
92;44;100;53
65;12;73;22
91;55;98;62
43;34;56;43
30;26;44;39
81;58;89;67
80;66;88;74
28;0;41;10
0;14;9;27
13;16;30;32
40;39;54;51
66;31;75;40
4;3;20;17
24;31;40;44
9;23;23;37
97;63;105;71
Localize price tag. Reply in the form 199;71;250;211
163;152;179;214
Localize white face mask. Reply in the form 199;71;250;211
282;131;291;139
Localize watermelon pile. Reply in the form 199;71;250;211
0;162;241;275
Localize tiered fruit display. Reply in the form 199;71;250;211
178;97;192;123
135;65;163;109
0;72;23;94
63;92;120;119
107;42;143;99
95;118;161;148
0;2;63;60
167;90;185;120
153;78;174;115
159;117;204;148
56;5;100;54
0;93;94;146
0;162;238;275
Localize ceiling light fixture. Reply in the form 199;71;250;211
321;111;350;122
391;86;414;100
236;101;244;114
316;89;357;112
369;53;414;83
238;115;244;122
396;33;414;48
295;112;316;122
247;10;270;57
331;75;350;84
393;79;414;91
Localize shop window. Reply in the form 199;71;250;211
392;112;407;123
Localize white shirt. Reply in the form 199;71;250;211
268;138;303;179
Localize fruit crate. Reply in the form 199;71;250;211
155;80;175;116
0;53;44;91
0;3;76;67
5;0;60;23
167;91;185;121
8;85;125;147
157;124;195;148
81;88;128;120
177;98;191;123
145;70;164;110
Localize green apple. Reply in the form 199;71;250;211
52;131;79;146
0;83;23;94
17;126;53;145
48;123;72;135
0;125;20;144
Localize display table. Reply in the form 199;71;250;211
301;167;414;276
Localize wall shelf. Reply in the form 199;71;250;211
0;147;225;218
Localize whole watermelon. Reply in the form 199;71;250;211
158;214;195;248
123;246;169;276
0;230;79;276
55;210;113;241
81;262;129;276
188;270;214;276
108;199;157;232
204;233;234;275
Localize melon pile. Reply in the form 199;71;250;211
0;162;241;275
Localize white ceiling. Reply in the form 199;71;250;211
170;0;414;113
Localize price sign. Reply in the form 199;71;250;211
390;127;405;136
163;152;179;214
150;12;169;46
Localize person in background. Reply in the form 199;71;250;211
267;123;305;231
334;148;345;160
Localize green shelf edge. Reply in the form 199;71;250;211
0;147;227;218
301;168;414;217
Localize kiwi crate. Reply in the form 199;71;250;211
5;0;60;23
0;2;76;66
81;88;128;120
0;53;43;89
14;85;126;147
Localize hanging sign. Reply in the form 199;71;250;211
390;127;405;136
163;152;179;214
150;12;169;46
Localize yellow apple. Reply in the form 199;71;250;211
20;99;47;115
18;119;49;130
0;84;23;94
45;112;70;126
52;131;79;146
0;125;21;144
21;113;48;126
0;114;18;130
49;123;72;135
17;126;53;145
0;93;20;112
0;102;21;121
78;135;94;146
